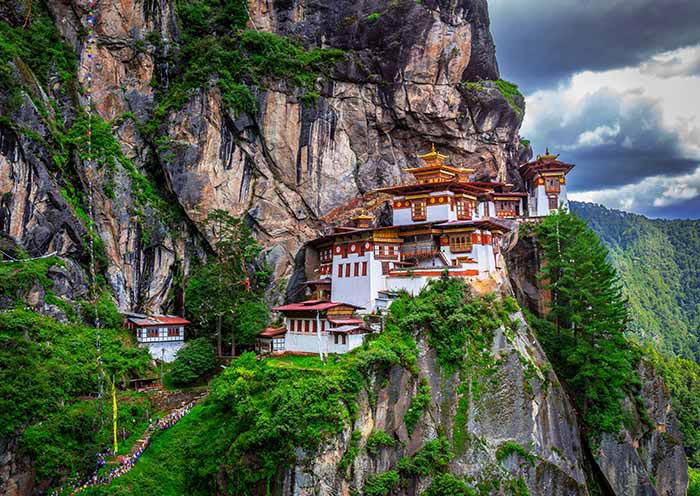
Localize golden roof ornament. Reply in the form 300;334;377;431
537;147;560;160
417;143;449;165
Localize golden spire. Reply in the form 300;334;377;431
537;147;560;160
417;143;449;164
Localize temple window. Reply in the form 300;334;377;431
354;262;360;277
456;199;472;220
337;264;343;278
345;264;351;277
449;235;473;253
362;261;368;276
304;320;310;333
548;195;559;210
544;177;561;193
168;328;179;337
411;200;426;221
147;328;158;337
495;201;519;218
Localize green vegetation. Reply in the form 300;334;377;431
689;468;700;496
494;79;523;116
22;393;150;481
142;0;344;129
185;210;270;355
0;3;76;106
363;470;400;496
572;201;700;465
387;275;511;372
530;211;645;438
166;338;217;387
519;138;531;148
495;441;537;465
0;255;61;303
404;378;431;433
366;429;397;455
424;474;476;496
0;309;151;482
398;436;452;477
571;202;700;361
367;12;382;22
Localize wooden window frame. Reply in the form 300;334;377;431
411;200;427;221
345;264;351;277
337;264;343;278
354;262;359;277
362;261;367;276
449;235;473;253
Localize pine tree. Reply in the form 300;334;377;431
534;211;640;435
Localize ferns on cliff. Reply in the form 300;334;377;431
142;0;344;129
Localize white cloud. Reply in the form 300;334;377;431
570;166;700;211
522;44;700;159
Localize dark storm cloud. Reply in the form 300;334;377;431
488;0;700;92
523;87;696;191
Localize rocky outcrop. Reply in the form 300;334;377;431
0;0;527;313
276;313;589;495
504;225;689;496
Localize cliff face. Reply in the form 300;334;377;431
0;0;527;313
278;314;591;496
504;228;689;496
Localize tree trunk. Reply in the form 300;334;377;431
216;314;222;357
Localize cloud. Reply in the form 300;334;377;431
570;166;700;217
519;46;700;195
488;0;700;92
640;46;700;79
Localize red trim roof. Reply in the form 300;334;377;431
258;327;287;338
273;300;362;312
126;315;190;327
328;317;364;326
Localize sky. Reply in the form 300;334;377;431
488;0;700;219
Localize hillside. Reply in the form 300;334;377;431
570;201;700;361
0;1;695;495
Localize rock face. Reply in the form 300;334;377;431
273;314;590;496
504;228;689;496
0;0;527;313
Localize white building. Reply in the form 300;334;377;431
520;150;574;217
124;313;189;362
271;300;368;355
267;146;574;355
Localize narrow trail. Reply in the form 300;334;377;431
52;391;208;495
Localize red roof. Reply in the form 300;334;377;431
273;299;362;312
126;315;190;327
328;317;364;326
259;327;287;338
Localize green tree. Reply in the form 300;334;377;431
185;210;269;355
167;337;217;386
533;211;641;435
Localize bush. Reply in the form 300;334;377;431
398;436;452;477
167;338;217;386
424;474;477;496
366;429;397;455
364;470;399;496
495;441;537;465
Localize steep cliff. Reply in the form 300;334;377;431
0;0;527;313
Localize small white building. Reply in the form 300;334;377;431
272;300;369;355
520;150;574;217
124;313;189;363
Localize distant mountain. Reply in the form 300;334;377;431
570;201;700;361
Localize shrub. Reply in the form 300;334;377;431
167;338;217;386
398;436;452;477
366;429;397;455
495;441;537;465
424;474;477;496
364;470;399;496
404;378;431;434
367;12;382;22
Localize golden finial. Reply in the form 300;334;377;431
431;143;436;153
